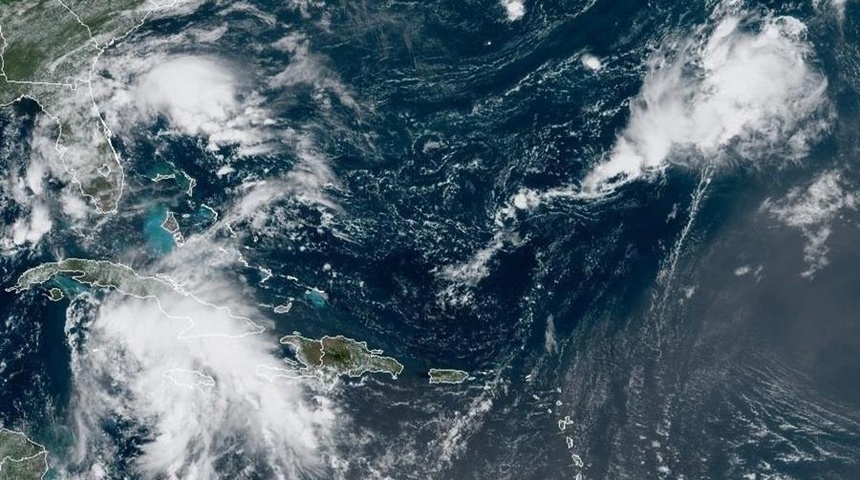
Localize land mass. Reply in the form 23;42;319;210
0;0;176;212
161;211;185;247
8;258;176;298
428;368;469;384
281;334;403;380
0;428;48;480
8;258;263;338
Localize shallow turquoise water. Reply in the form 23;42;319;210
143;207;174;255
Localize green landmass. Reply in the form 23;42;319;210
428;368;469;384
0;0;166;212
0;0;151;89
8;258;264;338
161;211;185;246
0;428;48;480
161;211;179;233
281;334;404;380
149;161;196;197
7;258;173;299
46;288;64;301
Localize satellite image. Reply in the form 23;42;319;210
0;0;859;478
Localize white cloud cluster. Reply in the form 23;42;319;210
9;202;53;246
92;43;349;214
137;57;235;136
501;0;525;21
580;54;602;72
90;50;278;158
63;258;339;478
1;117;64;251
93;48;349;233
133;56;276;154
763;171;856;277
583;14;830;193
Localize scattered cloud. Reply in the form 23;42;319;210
763;171;856;277
270;33;357;110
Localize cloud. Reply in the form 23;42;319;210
8;202;53;246
91;51;278;157
86;26;355;222
24;156;47;196
583;14;830;193
137;57;236;135
60;191;90;220
813;0;847;22
501;0;525;21
270;33;357;110
225;135;342;236
94;47;347;234
133;56;275;154
580;54;602;72
62;254;340;478
0;119;62;251
436;231;523;288
763;171;856;277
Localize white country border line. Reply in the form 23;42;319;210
0;427;49;480
162;368;217;389
0;0;187;214
7;259;266;340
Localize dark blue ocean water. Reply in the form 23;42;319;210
1;0;860;478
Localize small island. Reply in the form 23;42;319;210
46;288;64;302
428;369;469;384
160;211;185;247
273;301;292;314
0;428;48;480
281;334;403;380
